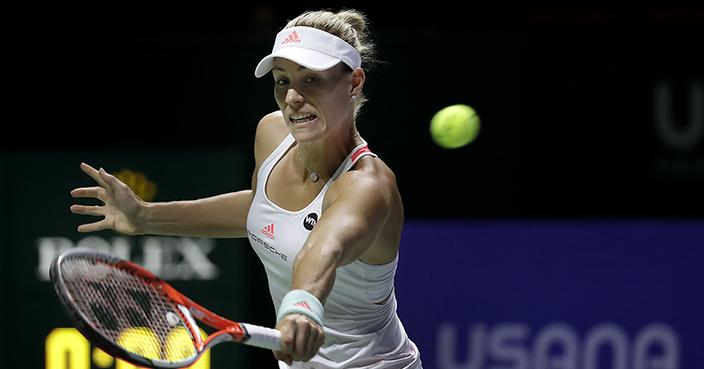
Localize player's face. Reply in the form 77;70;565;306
271;58;357;143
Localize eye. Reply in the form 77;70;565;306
305;77;319;84
275;78;289;86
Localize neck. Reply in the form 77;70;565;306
296;130;361;182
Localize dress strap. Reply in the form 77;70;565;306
334;140;377;179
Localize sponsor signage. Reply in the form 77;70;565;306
1;150;274;368
395;220;704;369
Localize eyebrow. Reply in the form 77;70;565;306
272;65;309;72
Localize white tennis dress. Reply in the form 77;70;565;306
246;134;422;369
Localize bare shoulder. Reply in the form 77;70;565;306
325;156;403;265
352;156;399;197
326;155;401;215
254;111;289;164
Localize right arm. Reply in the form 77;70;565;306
70;111;289;238
70;163;253;238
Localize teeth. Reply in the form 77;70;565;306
290;114;316;123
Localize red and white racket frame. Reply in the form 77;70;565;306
50;247;281;369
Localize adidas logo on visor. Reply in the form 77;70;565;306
281;31;301;45
254;26;362;78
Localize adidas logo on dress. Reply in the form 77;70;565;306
261;224;275;240
281;31;301;45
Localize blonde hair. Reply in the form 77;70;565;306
284;9;377;118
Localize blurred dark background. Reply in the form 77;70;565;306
2;4;702;369
6;4;703;217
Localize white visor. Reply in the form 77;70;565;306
254;26;361;78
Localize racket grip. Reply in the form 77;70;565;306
241;323;282;351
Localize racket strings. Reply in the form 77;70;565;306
61;257;197;363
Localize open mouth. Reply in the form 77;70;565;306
290;114;317;124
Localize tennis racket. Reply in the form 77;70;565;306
50;247;281;368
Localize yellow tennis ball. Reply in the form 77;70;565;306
430;104;480;149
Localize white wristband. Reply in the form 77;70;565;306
277;289;324;328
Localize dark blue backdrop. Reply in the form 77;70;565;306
395;219;703;369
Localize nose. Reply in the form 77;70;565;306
285;88;304;106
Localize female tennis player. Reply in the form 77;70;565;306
70;9;422;369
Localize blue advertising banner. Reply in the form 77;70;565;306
395;219;703;369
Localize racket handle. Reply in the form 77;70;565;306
241;323;282;351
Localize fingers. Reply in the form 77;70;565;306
98;167;119;191
273;351;293;366
274;314;325;364
80;162;125;196
73;163;111;233
75;164;135;202
80;163;109;189
70;204;103;216
76;219;110;233
71;186;108;201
